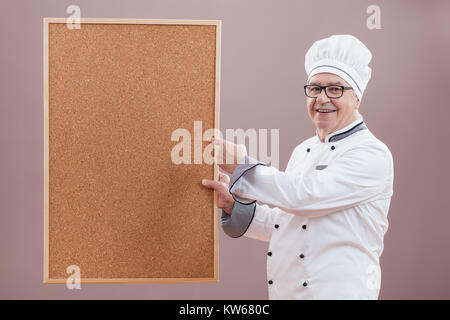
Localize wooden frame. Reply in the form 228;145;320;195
43;18;221;284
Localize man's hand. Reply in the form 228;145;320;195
207;137;247;174
202;172;235;215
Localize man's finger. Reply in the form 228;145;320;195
218;172;230;184
211;137;224;145
202;179;221;190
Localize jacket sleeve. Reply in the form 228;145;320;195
220;201;284;242
220;201;256;239
221;146;301;241
244;203;284;242
229;144;394;218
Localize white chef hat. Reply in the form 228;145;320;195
305;34;372;101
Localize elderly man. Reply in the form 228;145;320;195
202;34;394;300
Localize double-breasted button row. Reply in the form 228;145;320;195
267;251;304;259
307;146;335;152
268;279;308;287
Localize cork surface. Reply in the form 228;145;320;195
46;21;219;281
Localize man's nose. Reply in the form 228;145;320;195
316;88;330;104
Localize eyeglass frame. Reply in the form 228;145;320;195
303;85;353;99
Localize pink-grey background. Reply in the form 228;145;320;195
1;0;449;299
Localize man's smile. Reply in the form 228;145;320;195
316;109;336;113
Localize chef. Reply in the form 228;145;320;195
202;34;394;299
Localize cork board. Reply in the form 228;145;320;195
43;18;221;283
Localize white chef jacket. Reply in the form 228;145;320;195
221;115;394;300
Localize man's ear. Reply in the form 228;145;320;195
354;96;360;110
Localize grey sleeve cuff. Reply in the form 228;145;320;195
220;201;257;238
228;156;266;205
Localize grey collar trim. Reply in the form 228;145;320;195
328;121;367;142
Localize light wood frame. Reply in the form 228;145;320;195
43;18;221;284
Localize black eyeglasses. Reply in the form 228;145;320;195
304;85;353;99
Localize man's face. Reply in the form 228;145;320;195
306;73;360;135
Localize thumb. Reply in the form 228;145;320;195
202;179;221;190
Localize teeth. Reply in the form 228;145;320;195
316;109;336;113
